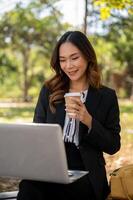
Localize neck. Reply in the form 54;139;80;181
69;81;89;92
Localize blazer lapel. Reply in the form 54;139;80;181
84;86;102;116
79;86;102;143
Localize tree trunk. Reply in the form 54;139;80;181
22;49;30;102
130;84;133;101
83;0;88;34
125;64;133;98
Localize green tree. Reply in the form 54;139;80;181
83;1;133;97
0;52;17;83
105;15;133;97
0;0;68;101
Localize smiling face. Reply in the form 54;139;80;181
59;42;88;84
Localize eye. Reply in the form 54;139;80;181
59;59;66;63
72;57;79;60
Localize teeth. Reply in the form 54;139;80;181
69;70;77;73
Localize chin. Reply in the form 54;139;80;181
68;74;78;80
69;77;79;81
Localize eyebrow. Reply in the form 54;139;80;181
59;52;80;58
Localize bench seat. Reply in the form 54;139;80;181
0;191;18;200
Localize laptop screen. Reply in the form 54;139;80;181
0;123;70;183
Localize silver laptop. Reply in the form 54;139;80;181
0;122;88;184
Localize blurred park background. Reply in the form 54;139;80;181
0;0;133;192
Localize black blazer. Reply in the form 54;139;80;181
33;85;121;200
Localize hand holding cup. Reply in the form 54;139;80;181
64;92;92;128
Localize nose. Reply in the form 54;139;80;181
66;59;72;69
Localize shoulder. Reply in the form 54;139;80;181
39;84;50;96
89;85;118;104
37;84;50;105
98;85;118;105
90;85;116;97
99;85;116;96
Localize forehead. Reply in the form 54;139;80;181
59;42;80;57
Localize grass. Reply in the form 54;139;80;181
0;107;34;122
0;103;34;123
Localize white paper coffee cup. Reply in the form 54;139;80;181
64;92;81;117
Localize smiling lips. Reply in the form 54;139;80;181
68;70;78;75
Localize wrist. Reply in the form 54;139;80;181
85;115;92;128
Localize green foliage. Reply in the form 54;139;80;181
90;36;123;86
0;53;15;70
106;16;133;67
105;15;133;96
120;103;133;114
0;52;17;84
0;0;68;101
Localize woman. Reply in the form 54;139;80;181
17;31;121;200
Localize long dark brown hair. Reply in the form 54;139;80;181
45;31;101;113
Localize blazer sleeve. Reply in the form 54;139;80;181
84;90;121;155
33;85;49;123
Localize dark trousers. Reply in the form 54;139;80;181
17;175;96;200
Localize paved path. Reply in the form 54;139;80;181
0;102;34;108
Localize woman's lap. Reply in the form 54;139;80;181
17;175;96;200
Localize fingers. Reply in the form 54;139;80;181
65;108;80;118
65;103;81;111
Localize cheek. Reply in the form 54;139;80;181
80;62;88;72
79;58;88;68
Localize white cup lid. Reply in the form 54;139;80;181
64;92;81;97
